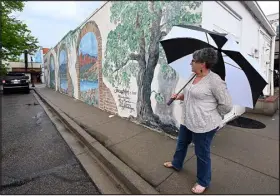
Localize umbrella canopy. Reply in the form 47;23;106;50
160;25;268;109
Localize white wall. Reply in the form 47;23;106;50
201;1;242;41
202;1;272;59
201;1;272;89
201;1;274;122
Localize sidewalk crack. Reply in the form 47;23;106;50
155;154;196;188
225;126;279;141
107;131;145;148
211;152;279;180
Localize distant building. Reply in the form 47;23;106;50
267;13;279;76
42;48;50;55
267;13;279;36
6;47;49;84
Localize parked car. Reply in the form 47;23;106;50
2;72;30;94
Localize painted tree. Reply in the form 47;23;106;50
62;28;80;50
103;1;202;127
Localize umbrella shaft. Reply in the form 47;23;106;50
177;74;196;94
167;74;196;106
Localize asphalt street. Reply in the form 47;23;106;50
1;91;101;194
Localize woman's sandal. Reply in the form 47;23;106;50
191;183;207;194
163;161;180;171
163;161;173;168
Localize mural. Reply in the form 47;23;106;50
103;1;202;133
79;32;99;106
50;55;55;89
59;49;68;94
43;1;203;135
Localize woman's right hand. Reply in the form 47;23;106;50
171;93;184;101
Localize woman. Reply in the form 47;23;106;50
163;48;233;194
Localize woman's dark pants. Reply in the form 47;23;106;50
171;124;217;187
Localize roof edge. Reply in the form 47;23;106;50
267;12;279;17
244;1;276;36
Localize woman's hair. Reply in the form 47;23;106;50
193;48;218;69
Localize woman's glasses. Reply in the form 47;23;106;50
191;59;197;63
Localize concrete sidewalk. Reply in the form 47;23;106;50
35;87;279;194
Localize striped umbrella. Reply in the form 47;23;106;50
160;25;267;108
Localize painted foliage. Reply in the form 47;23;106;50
79;32;99;106
103;1;202;132
50;54;55;89
59;48;68;94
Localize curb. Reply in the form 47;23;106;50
33;89;159;195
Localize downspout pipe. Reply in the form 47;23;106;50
269;35;276;96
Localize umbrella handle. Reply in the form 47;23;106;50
167;97;176;106
166;74;196;106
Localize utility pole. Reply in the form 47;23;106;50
31;56;35;87
24;50;28;73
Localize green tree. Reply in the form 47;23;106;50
1;1;39;74
103;1;202;125
0;64;9;76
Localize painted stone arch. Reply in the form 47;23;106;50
49;54;56;89
53;46;60;91
76;20;117;112
58;44;69;94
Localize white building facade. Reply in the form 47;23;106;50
267;12;279;78
201;1;277;123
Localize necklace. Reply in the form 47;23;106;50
196;70;210;78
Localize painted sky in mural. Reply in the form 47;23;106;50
79;32;98;57
50;55;55;89
50;56;55;70
59;50;68;92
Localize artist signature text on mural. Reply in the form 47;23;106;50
114;88;137;113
